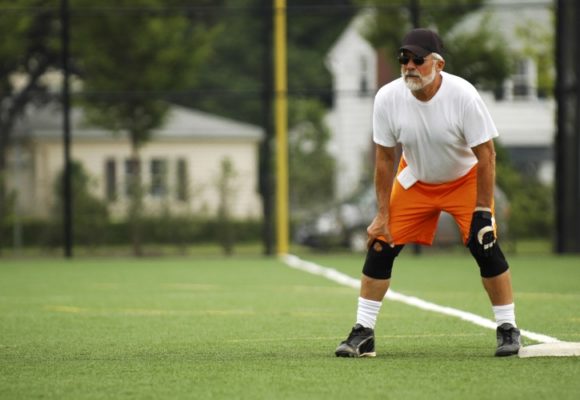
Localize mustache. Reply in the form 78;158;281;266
404;72;420;78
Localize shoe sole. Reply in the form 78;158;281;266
335;351;376;358
495;348;520;357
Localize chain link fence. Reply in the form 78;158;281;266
0;1;558;256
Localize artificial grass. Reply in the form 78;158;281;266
0;254;579;399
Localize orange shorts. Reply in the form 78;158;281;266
384;159;493;246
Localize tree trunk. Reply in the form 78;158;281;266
128;144;143;257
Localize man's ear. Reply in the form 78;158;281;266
437;59;445;72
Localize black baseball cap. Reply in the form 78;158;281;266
399;28;444;57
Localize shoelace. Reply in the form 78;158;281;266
500;328;514;344
349;327;371;340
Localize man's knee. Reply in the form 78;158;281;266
362;241;404;279
470;242;509;278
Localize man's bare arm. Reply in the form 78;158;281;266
366;144;397;247
471;140;496;209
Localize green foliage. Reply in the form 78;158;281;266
495;142;554;239
0;0;60;86
52;161;110;246
508;181;554;239
444;14;512;91
515;15;555;97
1;217;262;247
288;98;335;212
216;157;238;255
357;0;511;90
72;0;220;148
68;0;223;254
286;0;355;105
0;0;62;250
186;0;355;125
358;0;484;50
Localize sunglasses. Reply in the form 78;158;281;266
398;54;427;66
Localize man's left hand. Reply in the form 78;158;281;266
467;210;496;257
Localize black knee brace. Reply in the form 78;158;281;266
362;240;404;279
469;242;509;278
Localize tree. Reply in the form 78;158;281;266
53;160;109;248
288;98;335;213
357;0;512;91
185;0;355;126
216;157;237;256
181;0;354;253
494;142;553;242
515;16;555;98
0;0;62;253
71;0;221;255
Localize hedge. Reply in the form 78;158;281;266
1;217;263;247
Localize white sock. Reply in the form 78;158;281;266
356;297;382;329
492;303;516;327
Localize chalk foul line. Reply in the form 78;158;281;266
282;254;561;344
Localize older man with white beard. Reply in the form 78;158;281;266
335;28;521;358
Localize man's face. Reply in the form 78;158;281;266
400;51;438;91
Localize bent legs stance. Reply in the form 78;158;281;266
336;166;520;357
357;240;516;327
336;239;520;357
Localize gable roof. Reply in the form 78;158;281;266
325;11;375;72
13;103;263;142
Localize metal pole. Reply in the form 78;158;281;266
555;0;565;253
61;0;73;258
555;0;580;253
410;0;420;28
274;0;289;255
410;0;421;255
260;0;275;255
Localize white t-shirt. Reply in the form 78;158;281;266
373;71;498;184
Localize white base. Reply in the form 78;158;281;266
518;342;580;358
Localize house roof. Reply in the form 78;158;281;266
325;11;375;73
13;103;263;142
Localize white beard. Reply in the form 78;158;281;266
402;63;437;92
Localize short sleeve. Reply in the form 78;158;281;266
463;95;499;148
372;89;398;147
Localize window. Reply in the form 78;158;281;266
512;58;536;98
105;158;117;201
176;158;188;202
125;159;141;196
150;159;168;197
359;56;369;96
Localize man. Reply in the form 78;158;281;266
335;28;521;358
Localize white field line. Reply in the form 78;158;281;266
282;254;561;344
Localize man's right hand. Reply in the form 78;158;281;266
366;214;395;249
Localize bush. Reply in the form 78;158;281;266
2;217;263;248
495;142;554;240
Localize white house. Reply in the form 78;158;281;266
325;12;378;200
7;104;264;219
324;5;555;200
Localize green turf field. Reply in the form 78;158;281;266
1;252;579;399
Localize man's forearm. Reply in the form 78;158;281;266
476;162;495;208
474;144;496;209
375;145;396;216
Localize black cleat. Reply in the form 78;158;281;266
335;324;376;358
495;323;521;357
